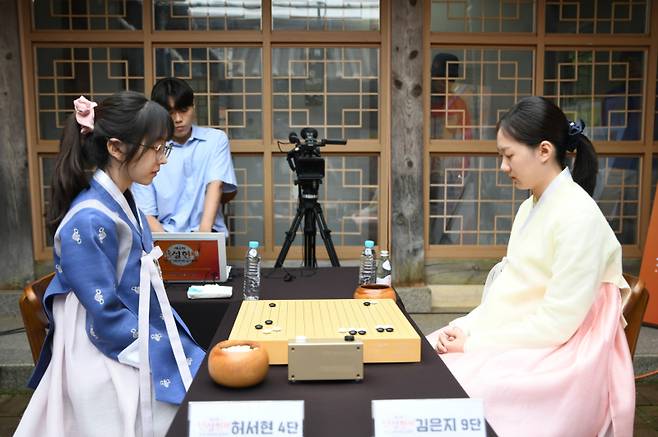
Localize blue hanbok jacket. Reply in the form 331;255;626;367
29;170;205;404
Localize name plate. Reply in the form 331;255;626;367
372;399;485;436
188;400;304;437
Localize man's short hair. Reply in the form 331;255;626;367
151;77;194;111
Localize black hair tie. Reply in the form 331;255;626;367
566;119;585;152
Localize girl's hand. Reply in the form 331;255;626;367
435;326;466;354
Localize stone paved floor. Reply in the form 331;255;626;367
635;374;658;436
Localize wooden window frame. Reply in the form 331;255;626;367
18;0;391;261
423;0;658;259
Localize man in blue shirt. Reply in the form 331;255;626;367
133;77;238;234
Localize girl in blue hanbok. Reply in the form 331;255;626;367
15;91;205;437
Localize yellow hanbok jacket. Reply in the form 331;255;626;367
451;168;629;351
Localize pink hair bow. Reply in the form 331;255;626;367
73;95;98;135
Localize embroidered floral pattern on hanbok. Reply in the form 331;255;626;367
186;357;192;366
130;328;138;339
98;227;107;243
55;264;63;274
94;289;104;305
89;325;98;339
72;228;81;244
151;332;162;342
131;286;139;294
160;378;171;388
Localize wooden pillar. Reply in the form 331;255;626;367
0;0;34;287
390;0;425;287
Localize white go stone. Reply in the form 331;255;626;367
223;345;254;353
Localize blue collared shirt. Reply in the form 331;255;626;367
132;125;237;234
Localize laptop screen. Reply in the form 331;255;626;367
151;232;228;283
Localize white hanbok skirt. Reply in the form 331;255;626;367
14;293;177;437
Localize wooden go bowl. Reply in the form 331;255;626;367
208;339;269;388
353;283;397;301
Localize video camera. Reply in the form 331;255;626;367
276;127;347;268
286;127;347;187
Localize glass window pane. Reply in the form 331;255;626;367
272;0;379;31
545;0;649;34
654;66;658;141
272;47;379;141
36;47;145;141
431;0;535;33
33;0;143;30
592;156;640;245
544;50;645;142
430;154;640;246
273;155;378;247
226;155;264;248
430;48;534;140
155;47;263;140
40;154;57;247
429;155;528;245
153;0;261;30
650;154;658;211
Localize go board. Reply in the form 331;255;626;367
228;299;421;365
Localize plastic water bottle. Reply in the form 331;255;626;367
243;241;261;300
376;250;392;286
358;240;376;285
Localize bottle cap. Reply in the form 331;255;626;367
248;241;259;249
365;240;375;248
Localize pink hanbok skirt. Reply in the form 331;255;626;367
426;283;635;437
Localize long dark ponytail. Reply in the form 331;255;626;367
496;96;598;195
48;91;173;233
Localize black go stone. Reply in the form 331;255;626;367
269;303;276;307
265;320;273;325
358;330;366;335
386;327;394;332
363;301;371;306
255;324;263;329
349;330;358;335
344;335;355;342
376;327;385;333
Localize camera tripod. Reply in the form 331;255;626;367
274;128;345;268
274;183;340;268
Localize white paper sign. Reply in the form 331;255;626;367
188;400;304;437
372;399;485;436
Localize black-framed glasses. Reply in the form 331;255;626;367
142;141;172;158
